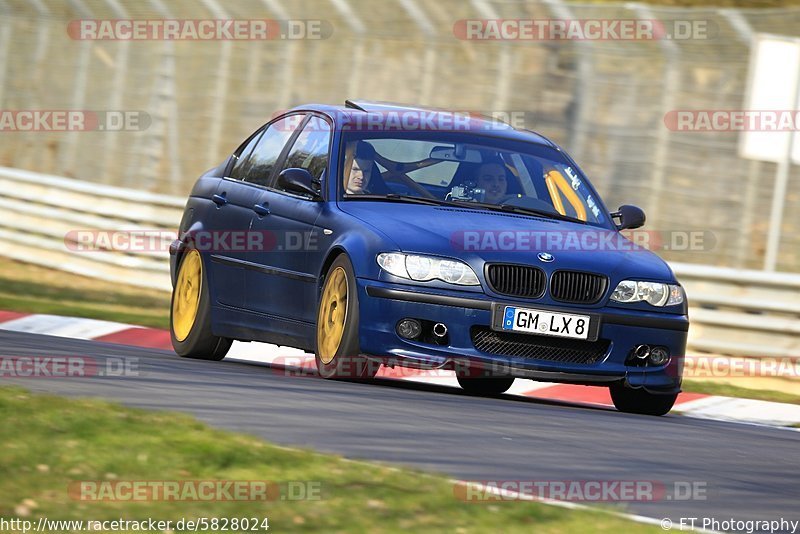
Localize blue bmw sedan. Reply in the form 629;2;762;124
169;100;689;416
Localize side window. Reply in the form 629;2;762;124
228;127;264;180
274;116;331;194
241;114;305;186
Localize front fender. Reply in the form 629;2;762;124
314;206;401;280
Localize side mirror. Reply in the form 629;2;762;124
612;205;646;230
277;168;321;200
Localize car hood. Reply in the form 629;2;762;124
338;202;676;282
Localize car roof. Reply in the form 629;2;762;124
286;100;559;148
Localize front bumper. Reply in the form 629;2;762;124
357;279;688;394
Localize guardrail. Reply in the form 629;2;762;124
670;263;800;360
0;166;798;361
0;166;181;292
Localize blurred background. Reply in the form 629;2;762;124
0;0;799;272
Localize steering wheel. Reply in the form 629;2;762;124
381;171;438;198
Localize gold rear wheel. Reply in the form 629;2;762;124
172;248;202;342
170;248;231;360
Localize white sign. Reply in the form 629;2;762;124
739;34;800;164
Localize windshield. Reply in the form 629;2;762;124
338;131;610;227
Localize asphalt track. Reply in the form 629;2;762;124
3;330;799;527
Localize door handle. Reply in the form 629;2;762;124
252;202;270;216
212;193;228;206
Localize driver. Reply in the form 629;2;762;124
344;141;376;195
476;162;508;204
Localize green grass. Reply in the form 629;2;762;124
0;386;658;533
682;380;800;405
0;257;169;329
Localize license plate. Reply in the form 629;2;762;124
501;306;591;340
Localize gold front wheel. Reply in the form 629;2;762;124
317;266;348;365
314;255;377;380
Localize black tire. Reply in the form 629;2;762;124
315;255;379;380
170;249;232;360
610;385;677;416
456;375;515;396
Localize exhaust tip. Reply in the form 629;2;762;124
433;323;448;338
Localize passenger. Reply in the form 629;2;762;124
344;141;376;195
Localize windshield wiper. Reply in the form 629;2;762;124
448;199;586;224
497;203;587;224
343;194;449;206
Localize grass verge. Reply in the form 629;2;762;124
0;386;657;533
0;257;169;329
682;380;800;405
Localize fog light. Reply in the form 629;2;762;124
648;346;670;366
397;319;422;340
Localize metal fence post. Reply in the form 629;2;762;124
200;0;232;171
543;0;593;164
632;3;681;227
328;0;367;101
399;0;437;104
58;0;94;177
470;0;512;114
0;1;11;109
100;0;131;185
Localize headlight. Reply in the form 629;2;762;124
377;253;480;286
610;280;684;307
